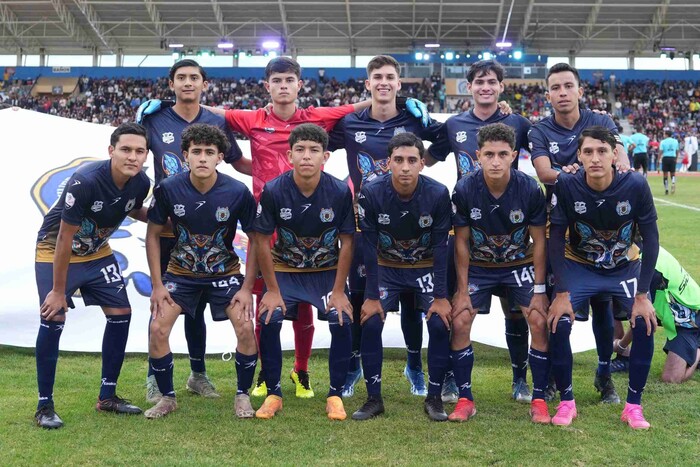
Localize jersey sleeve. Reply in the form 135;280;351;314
635;178;658;225
60;172;91;226
338;186;356;234
549;177;569;226
357;189;377;233
528;180;547;226
147;183;170;225
527;126;550;161
451;179;471;228
420;121;451;162
328;117;347;152
237;188;258;233
223;125;244;164
518;119;532;155
253;185;277;235
433;186;453;233
310;104;356;132
225;109;254;136
134;175;150;211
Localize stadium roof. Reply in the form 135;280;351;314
1;0;699;58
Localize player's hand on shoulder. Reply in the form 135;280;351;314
40;290;69;320
259;290;286;324
561;163;580;174
547;292;574;333
150;284;175;319
427;298;452;330
231;288;254;321
135;99;174;124
498;100;513;115
327;291;353;326
591;108;609;116
360;299;384;325
402;97;431;127
630;294;657;336
451;290;475;318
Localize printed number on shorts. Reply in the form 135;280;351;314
511;266;536;287
212;276;241;287
619;278;638;298
100;264;122;284
416;273;434;293
321;292;333;309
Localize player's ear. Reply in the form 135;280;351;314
544;90;551;103
365;79;371;92
287;149;293;164
323;150;331;164
108;145;115;158
297;79;303;89
396;78;402;91
217;152;224;164
577;86;584;99
264;80;271;92
511;150;518;162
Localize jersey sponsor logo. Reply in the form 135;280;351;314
566;135;576;145
72;180;81;186
162;132;175;144
355;131;366;143
393;126;406;136
357;204;365;220
574;201;587;214
91;200;103;212
596;199;606;207
549;141;559;154
490;204;500;214
173;204;186;217
124;198;136;212
65;192;75;208
264;127;275;133
280;208;292;220
509;209;524;224
378;213;390;225
470;208;481;220
400;211;409;218
455;131;467;143
320;208;335;222
216;206;230;222
616;200;631;216
418;214;433;228
301;203;312;213
195;201;206;210
111;197;122;205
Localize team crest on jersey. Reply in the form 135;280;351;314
379;287;388;300
393;126;406;136
162;132;175;144
616;201;631;216
65;192;75;209
574;201;587;214
455;131;467;143
549;142;559;154
280;208;292;220
357;204;365;221
256;203;263;218
355;131;366;143
124;198;136;212
320;208;335;222
378;213;390;225
357;264;366;278
418;214;433;228
173;204;186;217
509;209;524;224
470;208;481;220
164;281;177;292
550;194;558;208
216;207;230;222
91;201;103;212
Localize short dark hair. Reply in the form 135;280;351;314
664;129;673;138
466;60;505;83
288;123;328;151
635;125;644;133
265;57;301;80
477;123;516;150
110;122;149;147
366;55;401;77
578;126;617;151
387;132;425;158
546;62;580;87
169;59;207;81
181;123;230;154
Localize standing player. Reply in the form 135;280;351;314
144;124;258;419
328;55;452;398
138;59;249;402
253;124;355;421
450;123;549;423
548;126;658;429
629;126;650;178
355;132;452;421
443;59;534;404
34;123;150;428
658;130;679;195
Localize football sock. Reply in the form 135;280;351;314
450;344;474;400
293;302;314;373
591;300;613;378
149;352;175;397
400;293;423;370
36;319;64;409
184;300;207;374
327;309;352;397
146;318;155;378
348;292;364;373
528;348;550;400
99;314;131;400
505;317;529;382
550;316;574;401
663;177;669;190
627;316;654;405
259;309;284;397
360;314;385;396
235;351;257;395
671;175;676;186
426;314;449;396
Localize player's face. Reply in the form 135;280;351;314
169;66;208;104
108;134;148;179
365;65;401;105
468;70;504;106
389;145;423;188
476;140;516;181
546;71;583;114
265;72;302;105
577;137;615;178
184;143;223;180
287;140;330;177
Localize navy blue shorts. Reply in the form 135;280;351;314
664;327;700;366
274;269;346;321
468;264;534;313
35;255;131;311
162;272;243;321
376;265;433;313
349;232;366;293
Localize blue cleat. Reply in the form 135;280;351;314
441;373;459;404
404;366;427;396
342;367;364;398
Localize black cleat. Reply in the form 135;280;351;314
594;374;621;404
96;395;143;414
544;376;557;403
424;395;448;421
352;395;385;420
35;404;63;429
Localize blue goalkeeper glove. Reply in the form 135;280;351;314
405;97;431;127
135;99;174;124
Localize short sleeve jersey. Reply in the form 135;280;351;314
550;170;657;270
143;106;243;184
148;172;256;277
629;132;650;154
444;109;531;178
254;171;355;272
328;108;451;195
660;137;679;158
452;169;546;267
225;105;355;200
358;174;452;267
36;160;149;263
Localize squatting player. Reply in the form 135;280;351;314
449;123;549;423
354;132;453;421
254;124;355;421
548;126;659;429
144;124;258;419
34;123;150;428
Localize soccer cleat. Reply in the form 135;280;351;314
326;396;347;421
403;366;427;396
234;394;255;419
351;395;385;420
146;374;163;404
610;356;630;373
448;398;476;422
144;395;177;419
512;377;533;403
621;402;651;430
35;404;63;429
251;372;267;398
290;370;315;398
96;395;143;414
529;399;551;424
186;372;220;398
342;367;363;398
424;395;448;421
594;374;621;404
441;374;459;404
665;189;669;195
255;395;283;419
551;400;577;426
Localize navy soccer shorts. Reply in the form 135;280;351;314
468;264;534;313
274;269;346;321
664;327;700;366
349;232;366;293
377;265;434;313
162;272;243;321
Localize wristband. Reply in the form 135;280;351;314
533;284;546;294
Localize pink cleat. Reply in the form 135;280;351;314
551;400;577;426
621;403;650;430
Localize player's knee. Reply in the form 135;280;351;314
660;370;685;384
426;313;449;339
527;312;547;334
259;308;285;326
149;319;171;343
452;311;473;333
362;313;384;335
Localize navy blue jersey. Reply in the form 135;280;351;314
328;108;451;195
452;169;546;267
358;174;452;267
142;106;243;184
36;160;149;263
528;109;621;170
254;171;355;272
550;170;657;270
444;109;531;178
148;172;256;276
